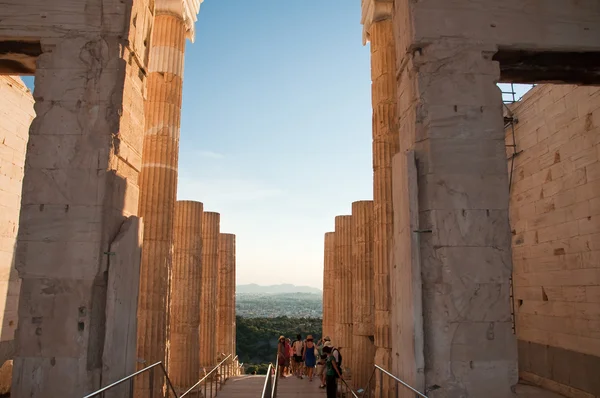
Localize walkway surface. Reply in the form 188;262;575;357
218;375;325;398
217;375;567;398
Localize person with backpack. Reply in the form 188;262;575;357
323;345;343;397
291;334;304;378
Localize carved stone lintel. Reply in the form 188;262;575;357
155;0;203;42
360;0;393;45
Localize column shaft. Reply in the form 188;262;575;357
170;201;203;391
322;232;335;339
217;233;236;359
369;18;399;397
351;201;375;390
334;216;353;373
136;12;186;397
200;212;220;368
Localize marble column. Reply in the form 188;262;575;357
11;1;153;396
361;1;398;395
351;201;376;390
200;212;220;368
334;215;353;374
322;232;335;340
169;201;203;391
216;233;236;360
136;1;201;396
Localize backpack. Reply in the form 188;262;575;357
333;348;343;378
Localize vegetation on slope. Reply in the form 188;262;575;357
236;316;322;374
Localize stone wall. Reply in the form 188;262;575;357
0;0;153;395
0;76;34;395
507;84;600;397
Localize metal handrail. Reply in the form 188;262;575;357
338;377;360;398
261;363;274;398
369;365;428;398
179;354;233;397
271;358;279;397
82;353;237;398
82;361;178;398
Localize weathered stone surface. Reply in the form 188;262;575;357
322;232;335;340
0;76;34;372
3;0;154;396
217;233;236;360
169;201;203;391
334;215;353;371
351;201;375;390
200;212;220;368
389;22;518;396
102;217;143;398
507;84;600;397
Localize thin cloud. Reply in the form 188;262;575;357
197;150;225;159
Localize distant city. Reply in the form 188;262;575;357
236;284;322;318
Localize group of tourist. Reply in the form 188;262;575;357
277;334;343;397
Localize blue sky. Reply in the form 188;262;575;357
177;0;372;289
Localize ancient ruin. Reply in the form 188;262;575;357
217;233;237;361
351;201;376;390
169;200;204;392
200;211;220;368
334;215;353;375
360;2;398;394
136;2;201;395
0;0;598;397
0;0;152;395
321;232;335;340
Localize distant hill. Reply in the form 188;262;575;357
237;283;321;294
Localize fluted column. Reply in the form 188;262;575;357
361;2;398;395
217;233;236;360
351;201;375;390
334;216;353;374
169;201;203;391
200;212;220;368
322;232;335;339
136;1;201;396
136;12;185;396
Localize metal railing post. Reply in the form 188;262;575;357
149;367;154;398
379;369;383;398
129;377;133;398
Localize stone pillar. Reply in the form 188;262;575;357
0;76;34;369
10;0;153;395
390;2;517;397
361;2;398;394
334;216;353;373
169;201;203;391
351;201;376;390
200;212;220;368
136;1;201;396
322;232;335;339
216;233;236;360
